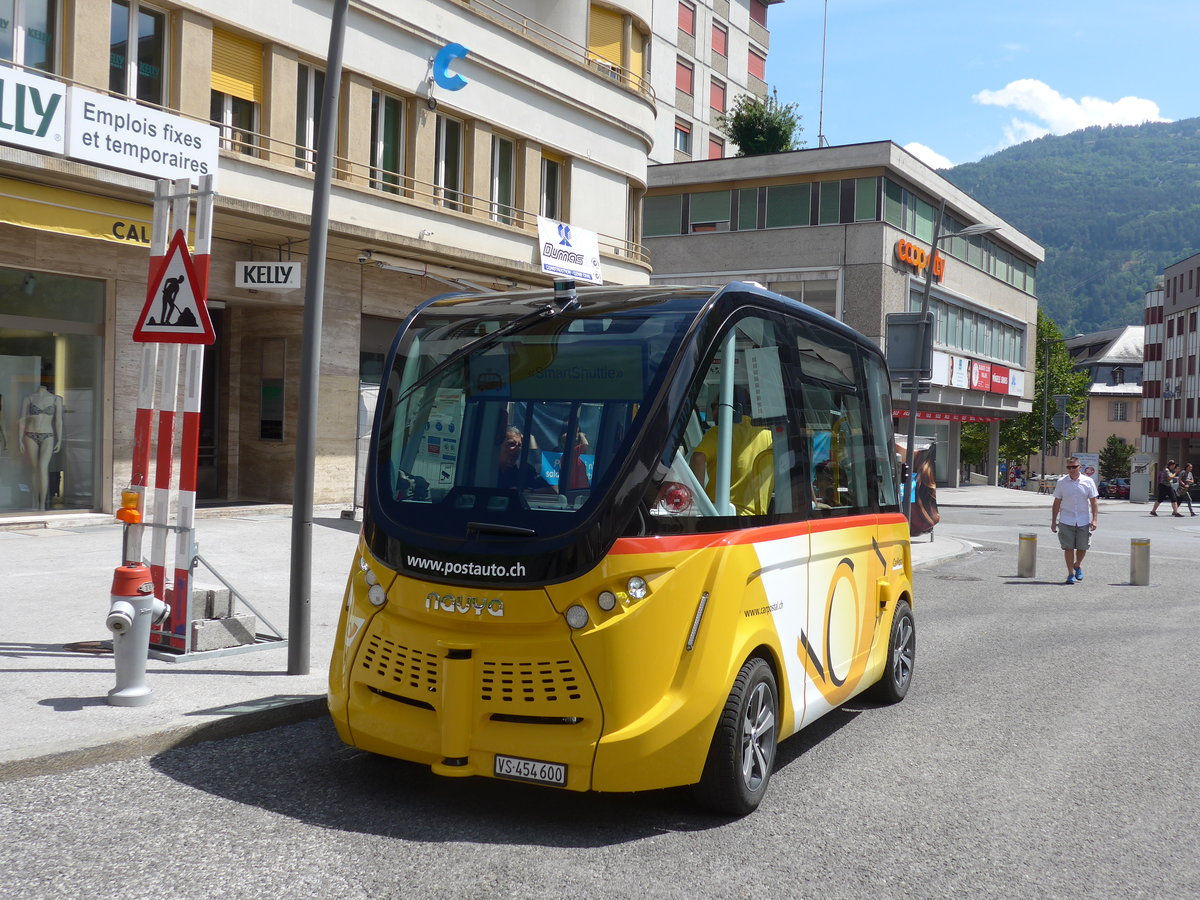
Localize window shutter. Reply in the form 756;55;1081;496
211;29;264;103
588;5;624;67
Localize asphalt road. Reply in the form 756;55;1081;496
2;506;1198;899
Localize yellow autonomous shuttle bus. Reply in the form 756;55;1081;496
329;280;915;815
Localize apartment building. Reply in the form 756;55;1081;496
648;0;780;163
1143;254;1200;468
0;0;658;518
645;142;1045;485
1056;327;1144;461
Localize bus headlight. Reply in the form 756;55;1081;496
367;584;387;607
626;576;649;600
565;604;589;629
597;590;617;611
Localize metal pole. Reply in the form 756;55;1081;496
288;0;350;676
902;198;945;521
1040;338;1049;488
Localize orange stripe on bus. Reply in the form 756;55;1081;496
611;513;901;555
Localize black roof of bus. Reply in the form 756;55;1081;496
409;281;881;358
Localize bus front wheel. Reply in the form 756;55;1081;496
869;600;915;704
693;656;778;817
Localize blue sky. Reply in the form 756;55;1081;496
767;1;1200;168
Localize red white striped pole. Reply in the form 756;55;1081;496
170;174;214;652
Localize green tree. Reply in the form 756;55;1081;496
716;89;804;156
983;310;1090;470
1098;434;1134;479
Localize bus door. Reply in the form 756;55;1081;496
796;341;883;728
676;314;813;734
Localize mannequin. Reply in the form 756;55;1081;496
18;383;63;510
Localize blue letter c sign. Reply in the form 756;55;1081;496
433;43;470;91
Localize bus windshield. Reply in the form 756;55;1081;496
375;294;704;537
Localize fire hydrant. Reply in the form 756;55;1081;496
106;563;170;707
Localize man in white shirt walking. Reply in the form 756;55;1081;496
1050;456;1099;585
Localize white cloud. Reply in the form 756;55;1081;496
973;79;1169;149
904;142;954;170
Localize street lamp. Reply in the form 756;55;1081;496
900;198;1000;521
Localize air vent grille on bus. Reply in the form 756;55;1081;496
360;635;439;694
479;659;583;704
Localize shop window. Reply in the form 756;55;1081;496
0;267;104;513
1;0;58;72
259;338;285;441
540;154;562;220
109;0;166;105
435;113;465;211
210;29;262;155
294;63;325;170
711;21;727;57
674;121;691;154
370;91;404;194
491;134;516;225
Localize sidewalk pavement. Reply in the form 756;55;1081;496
0;484;1071;781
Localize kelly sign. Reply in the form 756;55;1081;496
0;64;66;154
235;261;302;290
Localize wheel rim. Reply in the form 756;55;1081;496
740;681;776;792
891;615;914;688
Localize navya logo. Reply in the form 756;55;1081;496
0;65;66;153
426;591;505;617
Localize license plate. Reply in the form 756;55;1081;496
493;754;567;786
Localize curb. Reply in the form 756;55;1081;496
0;696;328;783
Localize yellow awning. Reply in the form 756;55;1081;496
0;176;156;245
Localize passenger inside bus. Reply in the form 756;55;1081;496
497;426;551;491
688;389;775;516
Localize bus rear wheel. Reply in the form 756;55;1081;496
693;656;778;816
869;600;914;704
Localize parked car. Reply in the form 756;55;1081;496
1107;478;1130;499
1096;479;1109;497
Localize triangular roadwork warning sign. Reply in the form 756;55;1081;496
133;229;215;344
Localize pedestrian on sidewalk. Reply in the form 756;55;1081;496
1150;460;1182;517
1050;455;1098;585
1179;463;1196;516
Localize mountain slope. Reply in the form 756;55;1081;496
943;117;1200;333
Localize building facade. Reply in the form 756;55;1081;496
1142;254;1200;467
644;142;1045;485
1056;327;1144;463
647;0;780;163
1;0;659;519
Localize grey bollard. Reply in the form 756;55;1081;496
106;563;170;707
1130;537;1150;586
1017;532;1037;577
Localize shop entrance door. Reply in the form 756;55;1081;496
197;307;223;500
